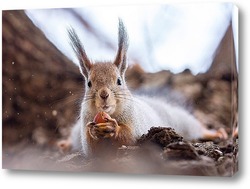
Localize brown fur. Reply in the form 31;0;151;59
65;20;135;157
86;123;135;157
57;20;228;157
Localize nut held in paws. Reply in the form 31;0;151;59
93;111;111;123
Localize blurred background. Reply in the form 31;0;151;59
2;2;238;173
26;3;238;74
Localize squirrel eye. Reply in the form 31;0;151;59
87;81;92;88
117;78;122;85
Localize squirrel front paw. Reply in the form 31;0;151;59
87;118;120;140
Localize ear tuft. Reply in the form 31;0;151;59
68;27;92;78
114;19;129;75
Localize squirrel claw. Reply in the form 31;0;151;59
87;122;99;140
106;117;119;127
103;118;120;138
87;120;119;140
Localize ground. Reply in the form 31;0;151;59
2;126;238;176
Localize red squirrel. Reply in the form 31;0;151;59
58;20;228;157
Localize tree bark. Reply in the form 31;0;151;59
2;10;83;145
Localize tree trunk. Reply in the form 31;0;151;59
2;10;83;145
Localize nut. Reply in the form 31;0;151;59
93;111;111;123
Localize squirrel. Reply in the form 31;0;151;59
58;19;228;157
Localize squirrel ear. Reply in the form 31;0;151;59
114;19;128;75
68;27;92;78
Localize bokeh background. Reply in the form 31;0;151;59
2;2;238;175
26;3;238;74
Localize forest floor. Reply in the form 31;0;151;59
3;126;238;176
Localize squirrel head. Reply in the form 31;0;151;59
68;19;131;115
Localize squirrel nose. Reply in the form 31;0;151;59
100;90;109;100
